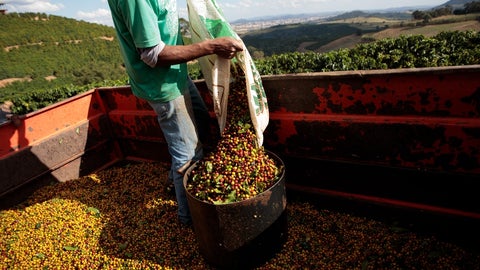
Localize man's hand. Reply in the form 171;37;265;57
209;37;244;59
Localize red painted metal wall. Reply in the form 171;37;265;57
260;66;480;175
255;66;480;220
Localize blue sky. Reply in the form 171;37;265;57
3;0;448;27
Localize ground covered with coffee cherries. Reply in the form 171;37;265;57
1;162;479;269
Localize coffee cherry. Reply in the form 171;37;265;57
187;62;282;204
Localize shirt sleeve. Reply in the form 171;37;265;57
139;43;166;68
123;1;162;49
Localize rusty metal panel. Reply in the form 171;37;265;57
0;90;120;200
261;66;480;175
108;113;162;140
96;86;163;140
265;119;480;173
0;90;105;157
0;140;119;209
96;86;170;161
96;86;152;111
0;116;116;195
264;67;480;117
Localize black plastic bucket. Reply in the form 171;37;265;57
183;150;287;269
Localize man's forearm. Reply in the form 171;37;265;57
155;37;243;67
156;42;212;67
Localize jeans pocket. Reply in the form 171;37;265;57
149;100;172;122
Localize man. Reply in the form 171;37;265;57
107;0;243;225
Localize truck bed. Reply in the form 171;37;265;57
1;65;479;234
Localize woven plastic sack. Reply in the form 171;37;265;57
187;0;269;146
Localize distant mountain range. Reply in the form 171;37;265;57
232;0;476;24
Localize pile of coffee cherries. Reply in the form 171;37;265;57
186;64;281;204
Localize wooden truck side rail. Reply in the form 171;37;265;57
1;65;479;222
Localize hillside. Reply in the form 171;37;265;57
327;10;411;21
369;19;480;39
318;16;480;52
440;0;477;9
0;13;126;99
240;23;381;56
242;2;480;57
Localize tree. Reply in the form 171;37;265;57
465;1;480;13
412;10;426;20
423;13;432;24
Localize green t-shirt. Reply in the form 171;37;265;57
108;0;187;102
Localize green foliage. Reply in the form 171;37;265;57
0;13;114;47
0;13;126;102
9;79;128;115
9;84;87;114
187;62;202;80
255;31;480;75
412;7;453;20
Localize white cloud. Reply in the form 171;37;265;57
237;0;253;8
76;8;112;26
4;0;64;13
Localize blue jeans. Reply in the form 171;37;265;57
187;78;210;145
148;78;208;224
